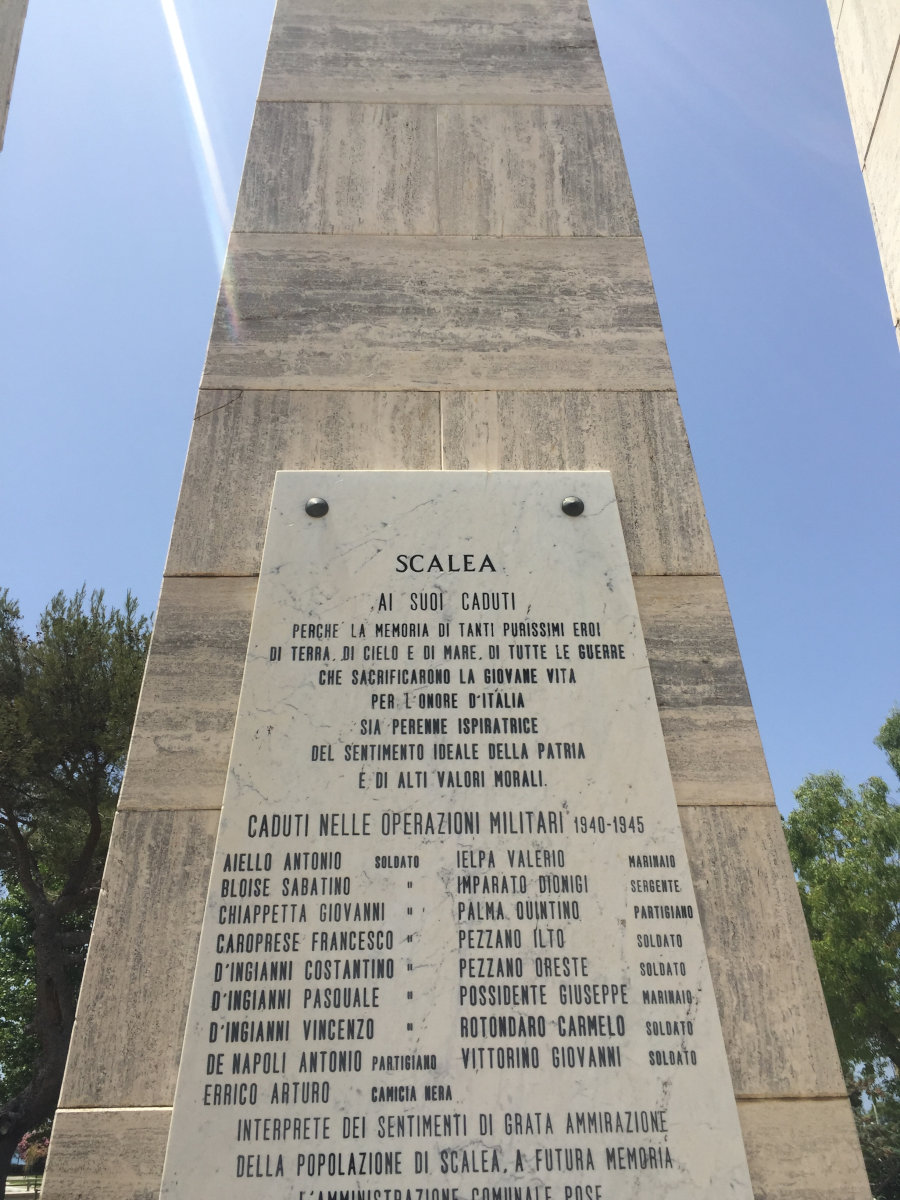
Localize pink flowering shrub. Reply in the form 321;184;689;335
15;1130;49;1174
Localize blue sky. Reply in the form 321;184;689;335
0;0;897;811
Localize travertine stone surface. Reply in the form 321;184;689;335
60;810;218;1107
441;390;715;575
680;805;845;1097
658;707;774;806
42;1108;170;1200
829;0;900;346
863;60;900;328
167;390;440;576
635;575;750;708
202;235;673;392
0;0;27;149
433;104;637;236
118;577;256;812
262;0;609;104
235;103;439;234
236;102;637;237
833;0;900;153
634;574;775;806
171;389;712;577
737;1099;871;1199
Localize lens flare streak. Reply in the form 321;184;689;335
160;0;240;337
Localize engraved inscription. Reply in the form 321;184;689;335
160;471;752;1198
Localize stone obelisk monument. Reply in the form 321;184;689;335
43;3;869;1196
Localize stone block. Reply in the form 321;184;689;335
737;1099;870;1199
834;0;900;156
680;806;845;1098
167;390;440;576
203;235;672;393
435;104;638;236
43;1108;170;1200
235;102;439;234
633;575;775;805
59;810;218;1108
658;706;774;806
117;577;255;811
261;0;609;105
440;390;714;574
235;101;638;238
862;59;900;327
635;574;750;708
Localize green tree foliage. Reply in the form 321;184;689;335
0;589;149;1198
853;1084;900;1200
0;892;37;1104
785;709;900;1200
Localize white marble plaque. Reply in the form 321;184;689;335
160;470;753;1198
